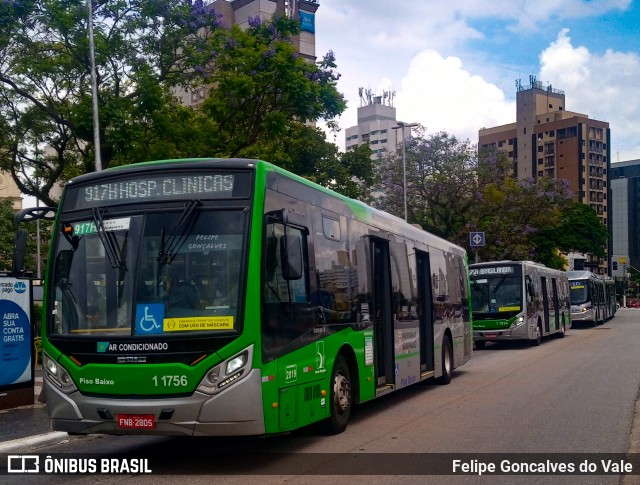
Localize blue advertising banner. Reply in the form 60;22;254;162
299;11;315;33
0;277;32;387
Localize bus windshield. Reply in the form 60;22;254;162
50;208;245;337
471;273;523;316
569;280;589;305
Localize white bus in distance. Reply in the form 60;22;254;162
470;261;571;348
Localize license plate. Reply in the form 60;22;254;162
117;414;155;429
484;333;498;339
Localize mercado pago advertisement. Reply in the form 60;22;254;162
0;276;32;387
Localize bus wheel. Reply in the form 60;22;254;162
474;340;485;350
531;323;542;346
437;335;453;385
557;319;566;338
325;354;352;434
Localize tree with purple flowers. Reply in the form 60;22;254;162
373;137;605;269
372;130;478;241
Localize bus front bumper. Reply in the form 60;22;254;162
44;368;265;437
570;308;594;323
474;322;534;342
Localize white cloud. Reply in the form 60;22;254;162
317;1;638;160
539;29;640;161
395;50;515;143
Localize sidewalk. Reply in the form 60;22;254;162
0;367;68;452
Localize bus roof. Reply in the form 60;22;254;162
567;270;600;280
61;158;467;258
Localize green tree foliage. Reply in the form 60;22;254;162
198;16;346;158
374;140;604;269
0;3;363;205
472;175;573;267
535;202;607;258
0;0;223;206
373;130;478;242
0;199;46;272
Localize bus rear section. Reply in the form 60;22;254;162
470;261;571;348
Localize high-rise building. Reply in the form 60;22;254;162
345;90;414;160
479;77;611;274
610;160;640;278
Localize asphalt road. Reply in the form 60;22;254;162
4;308;640;484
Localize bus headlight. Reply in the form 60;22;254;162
226;352;247;374
43;353;78;394
511;316;525;328
197;349;250;395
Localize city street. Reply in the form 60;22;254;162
3;309;640;484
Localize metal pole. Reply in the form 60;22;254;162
36;198;41;280
623;263;627;308
88;0;102;171
401;124;407;222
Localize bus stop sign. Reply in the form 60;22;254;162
470;232;485;248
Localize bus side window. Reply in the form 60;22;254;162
265;235;278;283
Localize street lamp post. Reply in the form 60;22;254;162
88;0;102;171
392;122;418;221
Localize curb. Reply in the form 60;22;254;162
0;432;69;453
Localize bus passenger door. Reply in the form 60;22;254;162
540;276;550;334
551;278;560;330
416;251;434;372
371;238;394;387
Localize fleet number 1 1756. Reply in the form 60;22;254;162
152;375;188;387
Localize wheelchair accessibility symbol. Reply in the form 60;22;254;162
135;304;165;335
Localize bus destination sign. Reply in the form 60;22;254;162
469;266;515;277
64;172;250;210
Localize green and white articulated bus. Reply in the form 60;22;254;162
470;261;571;348
17;158;472;436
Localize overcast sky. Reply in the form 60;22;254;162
315;0;640;162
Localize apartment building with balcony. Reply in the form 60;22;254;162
479;77;611;273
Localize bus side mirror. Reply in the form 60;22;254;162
12;229;27;277
55;250;74;289
280;235;302;281
528;281;536;298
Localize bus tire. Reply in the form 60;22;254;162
557;319;566;338
531;322;542;346
437;335;453;385
325;354;352;435
474;340;485;350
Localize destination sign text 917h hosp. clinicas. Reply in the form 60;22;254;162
83;174;234;203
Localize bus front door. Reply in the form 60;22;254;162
371;238;394;387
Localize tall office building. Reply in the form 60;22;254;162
610;160;640;278
479;77;611;274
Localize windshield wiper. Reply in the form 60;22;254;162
92;208;124;269
156;200;200;265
